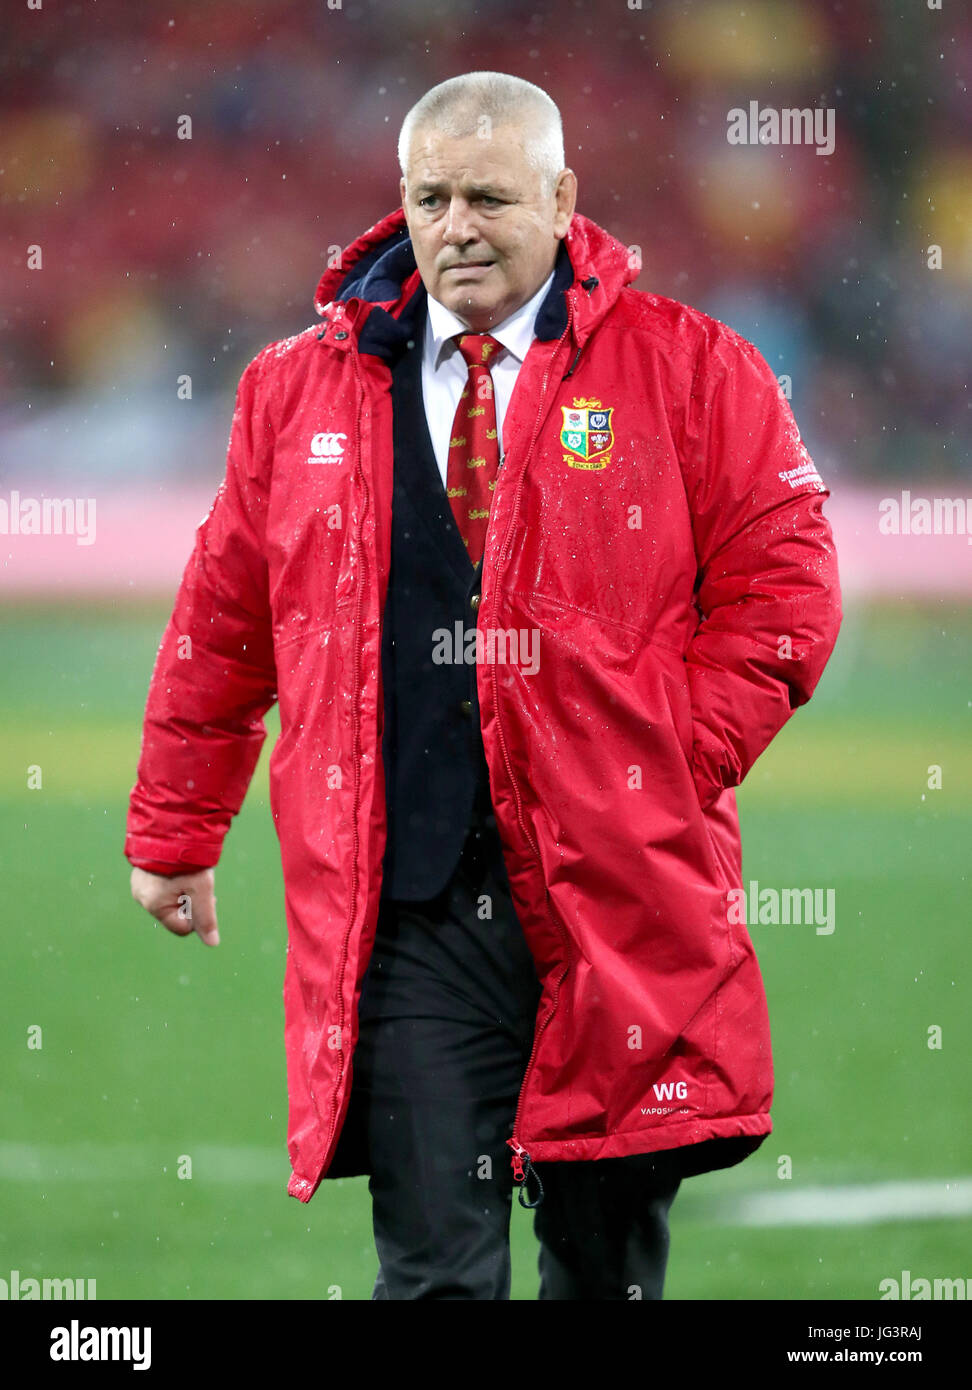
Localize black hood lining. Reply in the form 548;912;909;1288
335;230;415;306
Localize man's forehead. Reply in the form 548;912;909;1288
405;127;537;187
409;169;520;197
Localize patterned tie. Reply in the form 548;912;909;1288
445;333;501;567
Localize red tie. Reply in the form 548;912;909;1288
445;333;501;567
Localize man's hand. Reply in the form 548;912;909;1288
129;867;220;947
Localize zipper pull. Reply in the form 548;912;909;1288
506;1138;545;1208
507;1137;527;1182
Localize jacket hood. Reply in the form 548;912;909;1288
313;207;638;353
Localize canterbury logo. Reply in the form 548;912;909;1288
307;431;347;464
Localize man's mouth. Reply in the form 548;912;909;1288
444;261;495;272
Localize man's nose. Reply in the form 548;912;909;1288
441;198;479;245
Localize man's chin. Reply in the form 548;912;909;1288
439;290;506;331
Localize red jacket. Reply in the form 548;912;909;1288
126;207;842;1203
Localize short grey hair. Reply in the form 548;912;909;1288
398;71;565;196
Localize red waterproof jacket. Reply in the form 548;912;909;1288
126;207;842;1203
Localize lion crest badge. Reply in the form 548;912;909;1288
560;398;614;470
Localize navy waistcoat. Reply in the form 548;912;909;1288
379;305;490;900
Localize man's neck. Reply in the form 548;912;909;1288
426;268;557;356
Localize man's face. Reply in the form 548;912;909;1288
400;123;576;332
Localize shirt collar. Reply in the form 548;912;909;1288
425;268;557;368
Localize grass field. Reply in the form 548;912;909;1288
1;597;969;1300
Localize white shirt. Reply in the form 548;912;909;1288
421;269;556;487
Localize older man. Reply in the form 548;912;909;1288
127;71;842;1299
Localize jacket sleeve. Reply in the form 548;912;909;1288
677;321;842;809
125;349;278;871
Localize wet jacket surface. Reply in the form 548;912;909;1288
126;207;842;1202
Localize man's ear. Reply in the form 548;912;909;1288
399;176;409;224
553;168;578;239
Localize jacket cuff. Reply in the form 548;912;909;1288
125;832;220;875
691;721;740;809
128;856;210;877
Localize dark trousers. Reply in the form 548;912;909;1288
353;806;681;1300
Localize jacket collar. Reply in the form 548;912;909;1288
312;207;637;362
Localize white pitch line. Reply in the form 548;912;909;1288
701;1178;972;1228
0;1143;970;1227
0;1141;286;1185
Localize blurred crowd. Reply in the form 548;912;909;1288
1;0;969;484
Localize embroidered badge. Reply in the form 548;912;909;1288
561;398;614;470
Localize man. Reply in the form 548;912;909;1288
127;72;842;1299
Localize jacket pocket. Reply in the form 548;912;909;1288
660;654;732;883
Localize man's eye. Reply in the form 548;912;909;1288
481;196;502;206
418;196;440;209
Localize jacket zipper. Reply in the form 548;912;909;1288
500;294;575;565
322;319;368;1179
319;287;583;1198
491;291;579;1206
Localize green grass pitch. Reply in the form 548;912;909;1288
1;598;968;1299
